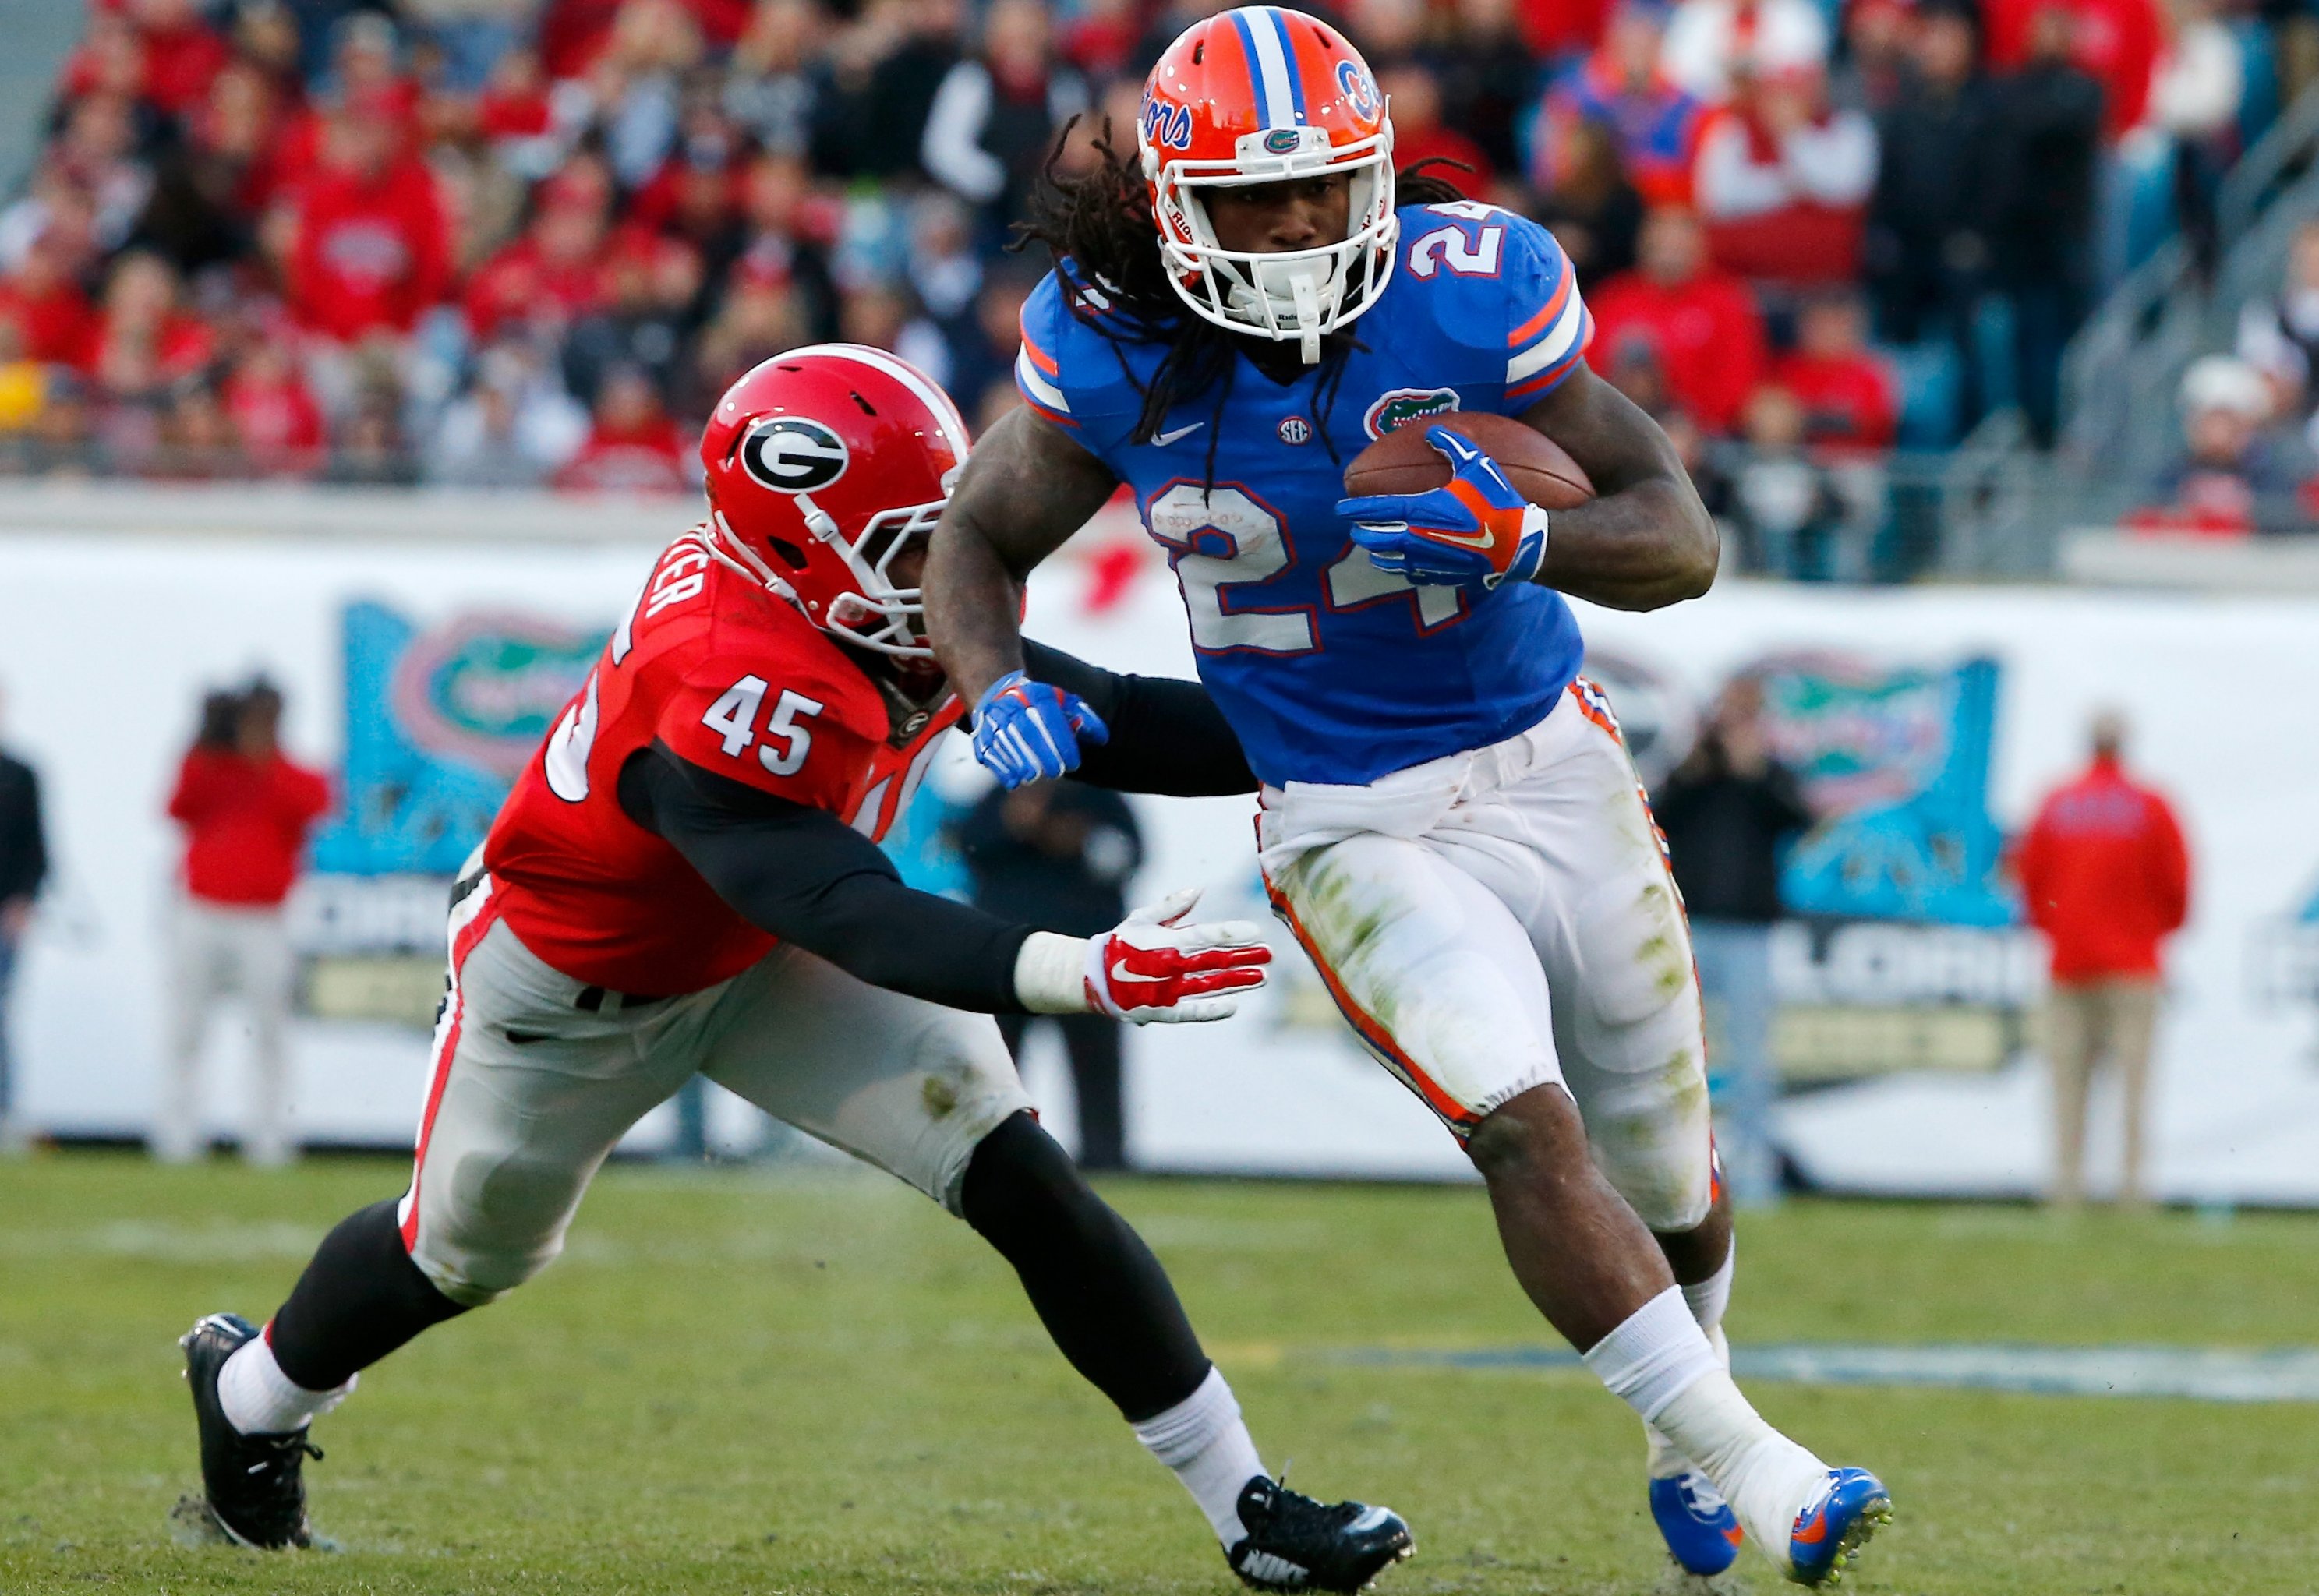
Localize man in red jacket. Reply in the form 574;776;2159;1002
1586;207;1769;434
161;681;331;1167
2013;711;2190;1209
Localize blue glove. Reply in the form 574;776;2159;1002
971;670;1111;788
1337;425;1550;590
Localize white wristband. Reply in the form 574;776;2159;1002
1013;930;1092;1015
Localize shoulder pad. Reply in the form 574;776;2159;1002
1392;205;1592;405
1014;264;1145;451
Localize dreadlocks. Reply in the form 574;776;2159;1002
1013;118;1468;486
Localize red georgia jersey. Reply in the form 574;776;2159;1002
484;528;962;995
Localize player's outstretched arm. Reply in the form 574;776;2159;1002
926;406;1126;785
1516;365;1720;612
619;744;1267;1022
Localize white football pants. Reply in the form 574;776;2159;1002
398;872;1035;1306
157;897;297;1167
1259;680;1716;1232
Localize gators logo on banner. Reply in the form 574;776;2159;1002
1747;651;2013;927
312;601;609;877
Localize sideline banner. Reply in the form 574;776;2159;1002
296;601;606;1027
2;523;2317;1201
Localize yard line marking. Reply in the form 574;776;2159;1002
1331;1343;2319;1404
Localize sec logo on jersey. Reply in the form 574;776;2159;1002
740;417;850;493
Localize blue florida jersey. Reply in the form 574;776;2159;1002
1016;202;1595;788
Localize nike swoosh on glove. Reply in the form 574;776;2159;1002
1085;890;1272;1023
1337;425;1549;590
971;669;1110;788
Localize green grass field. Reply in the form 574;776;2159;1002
2;1153;2315;1595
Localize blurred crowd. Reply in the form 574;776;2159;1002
2127;217;2319;535
0;0;2302;561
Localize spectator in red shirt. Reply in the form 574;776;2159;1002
554;364;688;493
1693;64;1877;285
58;9;150;110
283;108;451;344
1771;291;1898;451
2012;710;2190;1209
87;251;216;398
464;167;615;342
159;680;331;1167
125;0;232;122
1378;64;1494;197
221;338;324;474
1587;205;1769;433
0;238;100;369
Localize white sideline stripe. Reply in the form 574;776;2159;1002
1246;8;1299;131
1335;1342;2319;1404
1015;348;1071;413
1506;295;1585;384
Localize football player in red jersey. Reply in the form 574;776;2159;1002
178;346;1412;1592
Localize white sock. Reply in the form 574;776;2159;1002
1646;1243;1737;1478
217;1329;355;1436
1583;1286;1723;1426
1131;1365;1267;1548
1681;1243;1735;1335
1645;1325;1729;1480
1589;1288;1822;1570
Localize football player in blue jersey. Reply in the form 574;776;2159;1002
924;6;1892;1587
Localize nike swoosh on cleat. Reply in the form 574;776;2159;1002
1153;422;1204;445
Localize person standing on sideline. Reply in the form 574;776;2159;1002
1653;677;1815;1207
2013;710;2190;1209
160;680;331;1166
0;682;49;1154
956;781;1143;1171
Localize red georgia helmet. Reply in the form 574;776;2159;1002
698;344;970;661
1138;6;1397;362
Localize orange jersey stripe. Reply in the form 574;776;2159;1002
1507;260;1575;350
1018;323;1061;378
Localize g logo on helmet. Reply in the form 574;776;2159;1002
739;417;849;493
1263;129;1302;154
1336;58;1381;121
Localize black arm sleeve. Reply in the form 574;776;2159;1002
1020;639;1257;796
620;743;1035;1013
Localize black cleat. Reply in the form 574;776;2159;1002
180;1312;320;1549
1228;1475;1413;1591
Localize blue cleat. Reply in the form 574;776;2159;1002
1649;1470;1742;1576
1785;1468;1893;1587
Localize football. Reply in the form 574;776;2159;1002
1342;412;1596;508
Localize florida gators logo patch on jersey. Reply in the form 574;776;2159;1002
739;417;850;493
1364;386;1459;439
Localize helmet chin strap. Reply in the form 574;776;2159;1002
792;491;843;543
